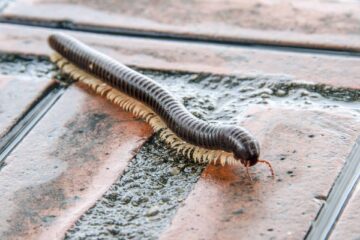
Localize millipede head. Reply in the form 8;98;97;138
223;126;275;178
236;149;275;178
224;126;260;166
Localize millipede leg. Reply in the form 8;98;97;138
51;55;244;168
246;163;253;182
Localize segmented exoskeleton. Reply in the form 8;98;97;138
48;33;274;177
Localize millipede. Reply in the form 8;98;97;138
48;33;274;178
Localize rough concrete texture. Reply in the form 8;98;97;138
0;55;54;139
331;183;360;240
2;0;360;51
65;136;205;240
0;84;152;239
64;70;360;239
1;23;360;89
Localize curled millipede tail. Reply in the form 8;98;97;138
48;33;274;177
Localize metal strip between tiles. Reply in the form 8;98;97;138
0;84;65;169
305;137;360;240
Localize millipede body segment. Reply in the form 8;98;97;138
48;33;274;175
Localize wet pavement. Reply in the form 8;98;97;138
0;1;359;239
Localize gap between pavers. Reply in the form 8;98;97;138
0;75;54;140
330;181;360;239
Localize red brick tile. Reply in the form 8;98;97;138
160;106;360;240
330;184;360;240
2;0;360;51
0;75;52;139
0;84;152;239
0;24;359;89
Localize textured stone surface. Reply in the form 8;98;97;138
65;136;205;240
331;183;360;240
160;106;360;240
1;0;360;51
0;84;152;239
1;23;360;89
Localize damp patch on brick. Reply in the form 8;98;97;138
65;70;359;240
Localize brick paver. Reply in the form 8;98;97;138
1;1;360;237
0;84;152;239
160;106;360;240
1;24;360;89
1;0;360;51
